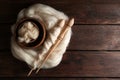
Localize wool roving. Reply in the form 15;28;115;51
11;3;72;70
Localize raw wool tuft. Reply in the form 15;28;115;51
18;22;39;43
11;4;72;69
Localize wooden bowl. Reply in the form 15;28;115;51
14;17;46;48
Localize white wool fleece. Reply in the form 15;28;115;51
11;4;72;69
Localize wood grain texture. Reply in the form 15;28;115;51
1;51;120;77
1;78;119;80
0;0;120;24
1;0;120;79
70;25;120;50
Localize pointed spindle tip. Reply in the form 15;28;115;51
59;19;65;27
68;18;74;27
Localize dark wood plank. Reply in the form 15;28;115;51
1;78;119;80
70;25;120;50
2;24;120;50
1;51;120;77
0;24;11;50
4;78;120;80
1;0;120;24
4;0;120;3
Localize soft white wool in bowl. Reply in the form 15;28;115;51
11;4;72;69
18;22;39;43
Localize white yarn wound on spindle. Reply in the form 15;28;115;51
11;4;72;69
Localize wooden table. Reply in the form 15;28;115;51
1;0;120;79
